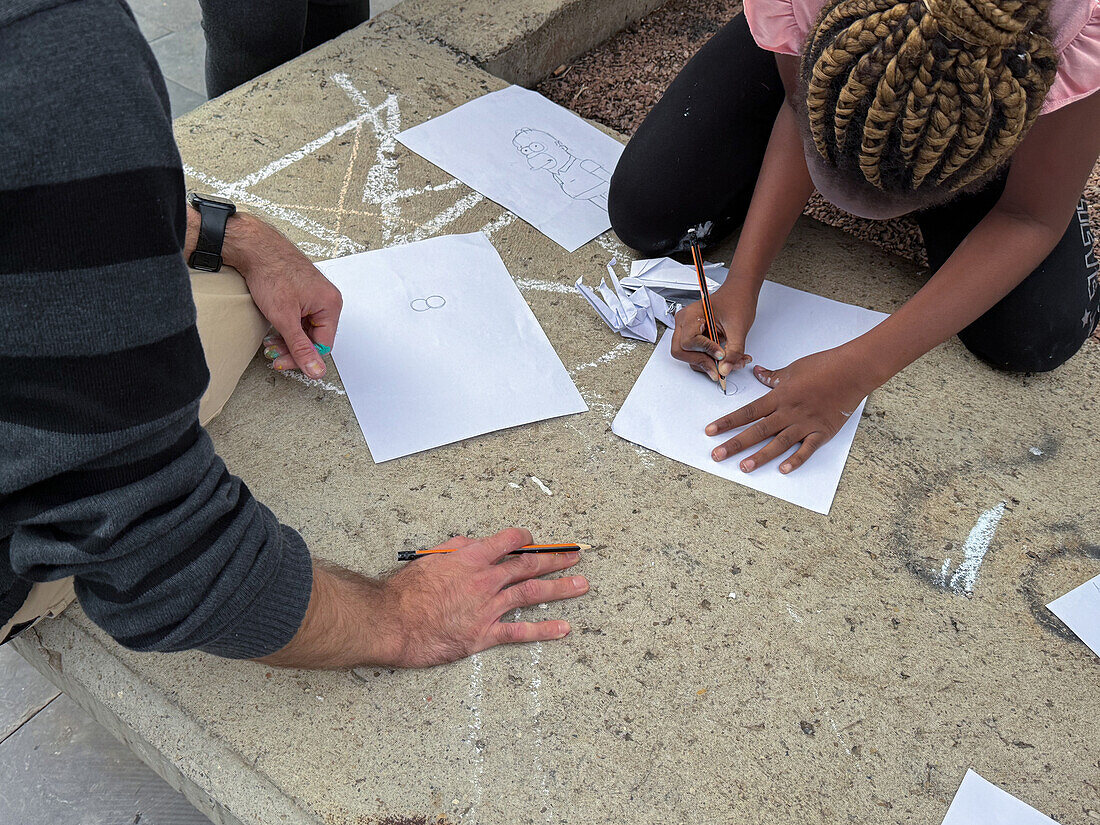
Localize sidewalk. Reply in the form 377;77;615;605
133;0;403;117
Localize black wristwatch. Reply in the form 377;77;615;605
187;192;236;272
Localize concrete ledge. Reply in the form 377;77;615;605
389;0;667;85
12;623;321;825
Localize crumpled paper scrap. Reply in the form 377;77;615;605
576;259;677;343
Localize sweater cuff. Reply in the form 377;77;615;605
197;524;313;659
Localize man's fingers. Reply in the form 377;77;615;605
739;425;803;473
484;619;571;648
492;574;589;615
280;324;327;379
779;432;829;474
471;527;534;564
493;550;581;587
269;353;298;371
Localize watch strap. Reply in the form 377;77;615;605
189;196;233;272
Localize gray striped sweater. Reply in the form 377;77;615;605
0;0;313;657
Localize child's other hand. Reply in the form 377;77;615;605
671;281;757;382
705;347;872;474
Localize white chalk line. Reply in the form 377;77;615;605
513;608;553;822
512;277;575;294
276;369;347;396
183;164;366;254
806;662;853;757
480;212;517;238
939;502;1007;596
466;654;485;816
570;341;637;374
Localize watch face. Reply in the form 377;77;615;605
188;192;236;211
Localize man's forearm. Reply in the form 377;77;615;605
257;563;401;670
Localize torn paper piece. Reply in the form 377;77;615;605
623;257;728;302
941;770;1056;825
1047;572;1100;659
576;260;677;343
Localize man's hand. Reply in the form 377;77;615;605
705;346;872;474
186;209;342;379
258;528;589;670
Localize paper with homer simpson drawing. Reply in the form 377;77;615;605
397;85;624;251
317;233;586;462
612;281;888;515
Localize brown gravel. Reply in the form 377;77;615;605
537;0;1100;275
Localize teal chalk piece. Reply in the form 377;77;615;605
314;343;332;356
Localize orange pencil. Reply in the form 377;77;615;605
687;228;726;393
398;543;592;562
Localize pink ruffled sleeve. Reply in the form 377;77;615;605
743;0;805;56
1042;0;1100;114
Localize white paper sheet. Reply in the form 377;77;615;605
941;770;1056;825
1047;573;1100;659
612;281;888;514
397;85;624;252
623;257;727;299
316;233;587;462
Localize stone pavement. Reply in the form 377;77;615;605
12;4;1100;825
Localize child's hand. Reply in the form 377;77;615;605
671;281;758;381
705;346;872;474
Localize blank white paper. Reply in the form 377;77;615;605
611;281;888;514
941;770;1056;825
317;233;586;462
397;85;624;252
1047;573;1100;659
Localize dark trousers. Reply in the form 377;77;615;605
608;14;1100;373
200;0;371;98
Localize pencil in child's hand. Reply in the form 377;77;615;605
398;543;592;562
688;229;726;393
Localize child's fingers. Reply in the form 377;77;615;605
779;433;829;474
681;333;726;363
739;424;806;473
686;354;721;382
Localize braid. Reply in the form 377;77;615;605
800;0;1057;198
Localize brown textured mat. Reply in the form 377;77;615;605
536;0;1100;271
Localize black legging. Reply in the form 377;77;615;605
608;14;1100;373
200;0;370;99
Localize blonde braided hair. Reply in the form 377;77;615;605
801;0;1057;197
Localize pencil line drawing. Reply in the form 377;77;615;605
411;295;446;311
512;128;611;211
